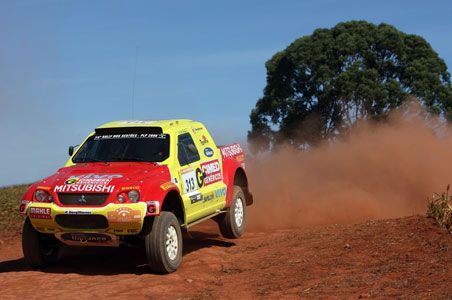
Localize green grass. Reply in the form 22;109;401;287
0;185;29;234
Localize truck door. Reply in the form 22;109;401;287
189;127;227;215
176;132;207;223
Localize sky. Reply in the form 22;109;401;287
0;0;451;186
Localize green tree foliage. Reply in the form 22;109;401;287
249;21;452;151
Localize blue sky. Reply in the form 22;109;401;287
1;0;451;186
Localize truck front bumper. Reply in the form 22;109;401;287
26;202;147;236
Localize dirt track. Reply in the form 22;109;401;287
0;216;451;299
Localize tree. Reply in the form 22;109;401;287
249;21;452;151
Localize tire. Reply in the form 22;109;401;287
145;211;183;274
22;218;59;268
218;186;246;239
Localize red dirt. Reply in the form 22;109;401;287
0;216;450;299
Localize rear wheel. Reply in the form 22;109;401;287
218;186;246;238
22;218;59;268
145;211;182;274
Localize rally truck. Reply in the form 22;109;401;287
19;120;253;273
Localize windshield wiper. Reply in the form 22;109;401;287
79;157;110;165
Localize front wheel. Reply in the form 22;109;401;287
218;186;246;239
22;218;59;268
145;211;183;274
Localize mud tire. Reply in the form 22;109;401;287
218;186;246;239
145;211;183;274
22;218;59;268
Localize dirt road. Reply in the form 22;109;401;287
0;216;451;299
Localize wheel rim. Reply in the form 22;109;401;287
234;197;244;227
165;225;178;261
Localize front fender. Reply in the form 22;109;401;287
140;181;181;216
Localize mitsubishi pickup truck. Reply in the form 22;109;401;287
19;120;253;273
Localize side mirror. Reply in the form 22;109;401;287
68;145;74;156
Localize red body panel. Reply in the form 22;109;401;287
218;143;247;207
21;162;174;211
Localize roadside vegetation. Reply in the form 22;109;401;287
0;185;28;234
428;185;452;233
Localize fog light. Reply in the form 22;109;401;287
117;193;126;203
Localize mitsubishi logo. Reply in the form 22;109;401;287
78;195;87;204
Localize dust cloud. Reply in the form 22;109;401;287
247;105;452;230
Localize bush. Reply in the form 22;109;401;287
427;185;452;233
0;185;29;234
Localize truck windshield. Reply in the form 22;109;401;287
72;132;170;163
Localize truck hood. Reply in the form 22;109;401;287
40;162;169;194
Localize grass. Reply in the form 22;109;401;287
427;185;452;233
0;185;29;235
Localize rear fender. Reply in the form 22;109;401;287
221;156;249;208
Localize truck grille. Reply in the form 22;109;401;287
55;215;109;230
58;193;109;206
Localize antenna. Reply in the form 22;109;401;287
131;46;139;119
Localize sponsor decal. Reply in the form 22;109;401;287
196;168;204;188
64;174;123;186
200;159;222;186
64;210;92;215
107;207;141;223
54;184;115;193
191;127;203;134
203;192;215;203
204;147;214;157
190;191;217;204
61;232;112;243
199;135;209;145
121;186;140;191
220;144;243;158
189;192;203;204
214;187;227;198
36;186;51;190
236;154;245;162
146;201;160;214
160;182;176;191
29;207;51;219
19;200;31;214
65;178;80;185
94;133;167;140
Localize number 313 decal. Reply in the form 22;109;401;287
181;169;198;193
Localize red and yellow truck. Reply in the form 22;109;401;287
20;119;253;273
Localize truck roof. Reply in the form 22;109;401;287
97;119;198;132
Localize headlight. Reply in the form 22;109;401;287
128;190;140;203
34;190;53;203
